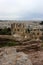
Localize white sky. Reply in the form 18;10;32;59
0;0;43;20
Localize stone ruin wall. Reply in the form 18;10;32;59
11;22;43;40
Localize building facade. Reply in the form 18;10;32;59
11;22;43;40
30;25;43;40
11;23;30;39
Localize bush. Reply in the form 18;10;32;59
6;41;17;46
0;28;11;35
40;21;43;25
0;41;17;47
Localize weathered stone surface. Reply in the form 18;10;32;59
0;47;32;65
16;52;32;65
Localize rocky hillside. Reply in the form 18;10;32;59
0;47;32;65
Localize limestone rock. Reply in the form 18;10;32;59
16;52;32;65
0;47;32;65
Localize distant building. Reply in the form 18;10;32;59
0;20;43;40
11;22;31;39
11;22;43;40
0;22;11;29
30;25;43;39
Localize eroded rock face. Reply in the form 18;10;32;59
0;47;32;65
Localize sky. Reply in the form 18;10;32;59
0;0;43;20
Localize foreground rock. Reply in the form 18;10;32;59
0;47;32;65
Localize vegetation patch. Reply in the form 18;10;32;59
0;41;17;47
0;28;11;35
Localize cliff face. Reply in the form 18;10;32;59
0;47;32;65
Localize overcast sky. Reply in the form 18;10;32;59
0;0;43;20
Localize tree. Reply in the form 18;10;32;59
0;28;11;35
40;21;43;25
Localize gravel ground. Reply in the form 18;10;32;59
24;50;43;65
0;47;43;65
13;46;43;65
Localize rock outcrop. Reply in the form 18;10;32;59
0;47;32;65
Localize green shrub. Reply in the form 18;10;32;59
7;41;16;46
0;28;11;35
0;41;17;47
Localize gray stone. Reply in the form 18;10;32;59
0;47;32;65
16;52;32;65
